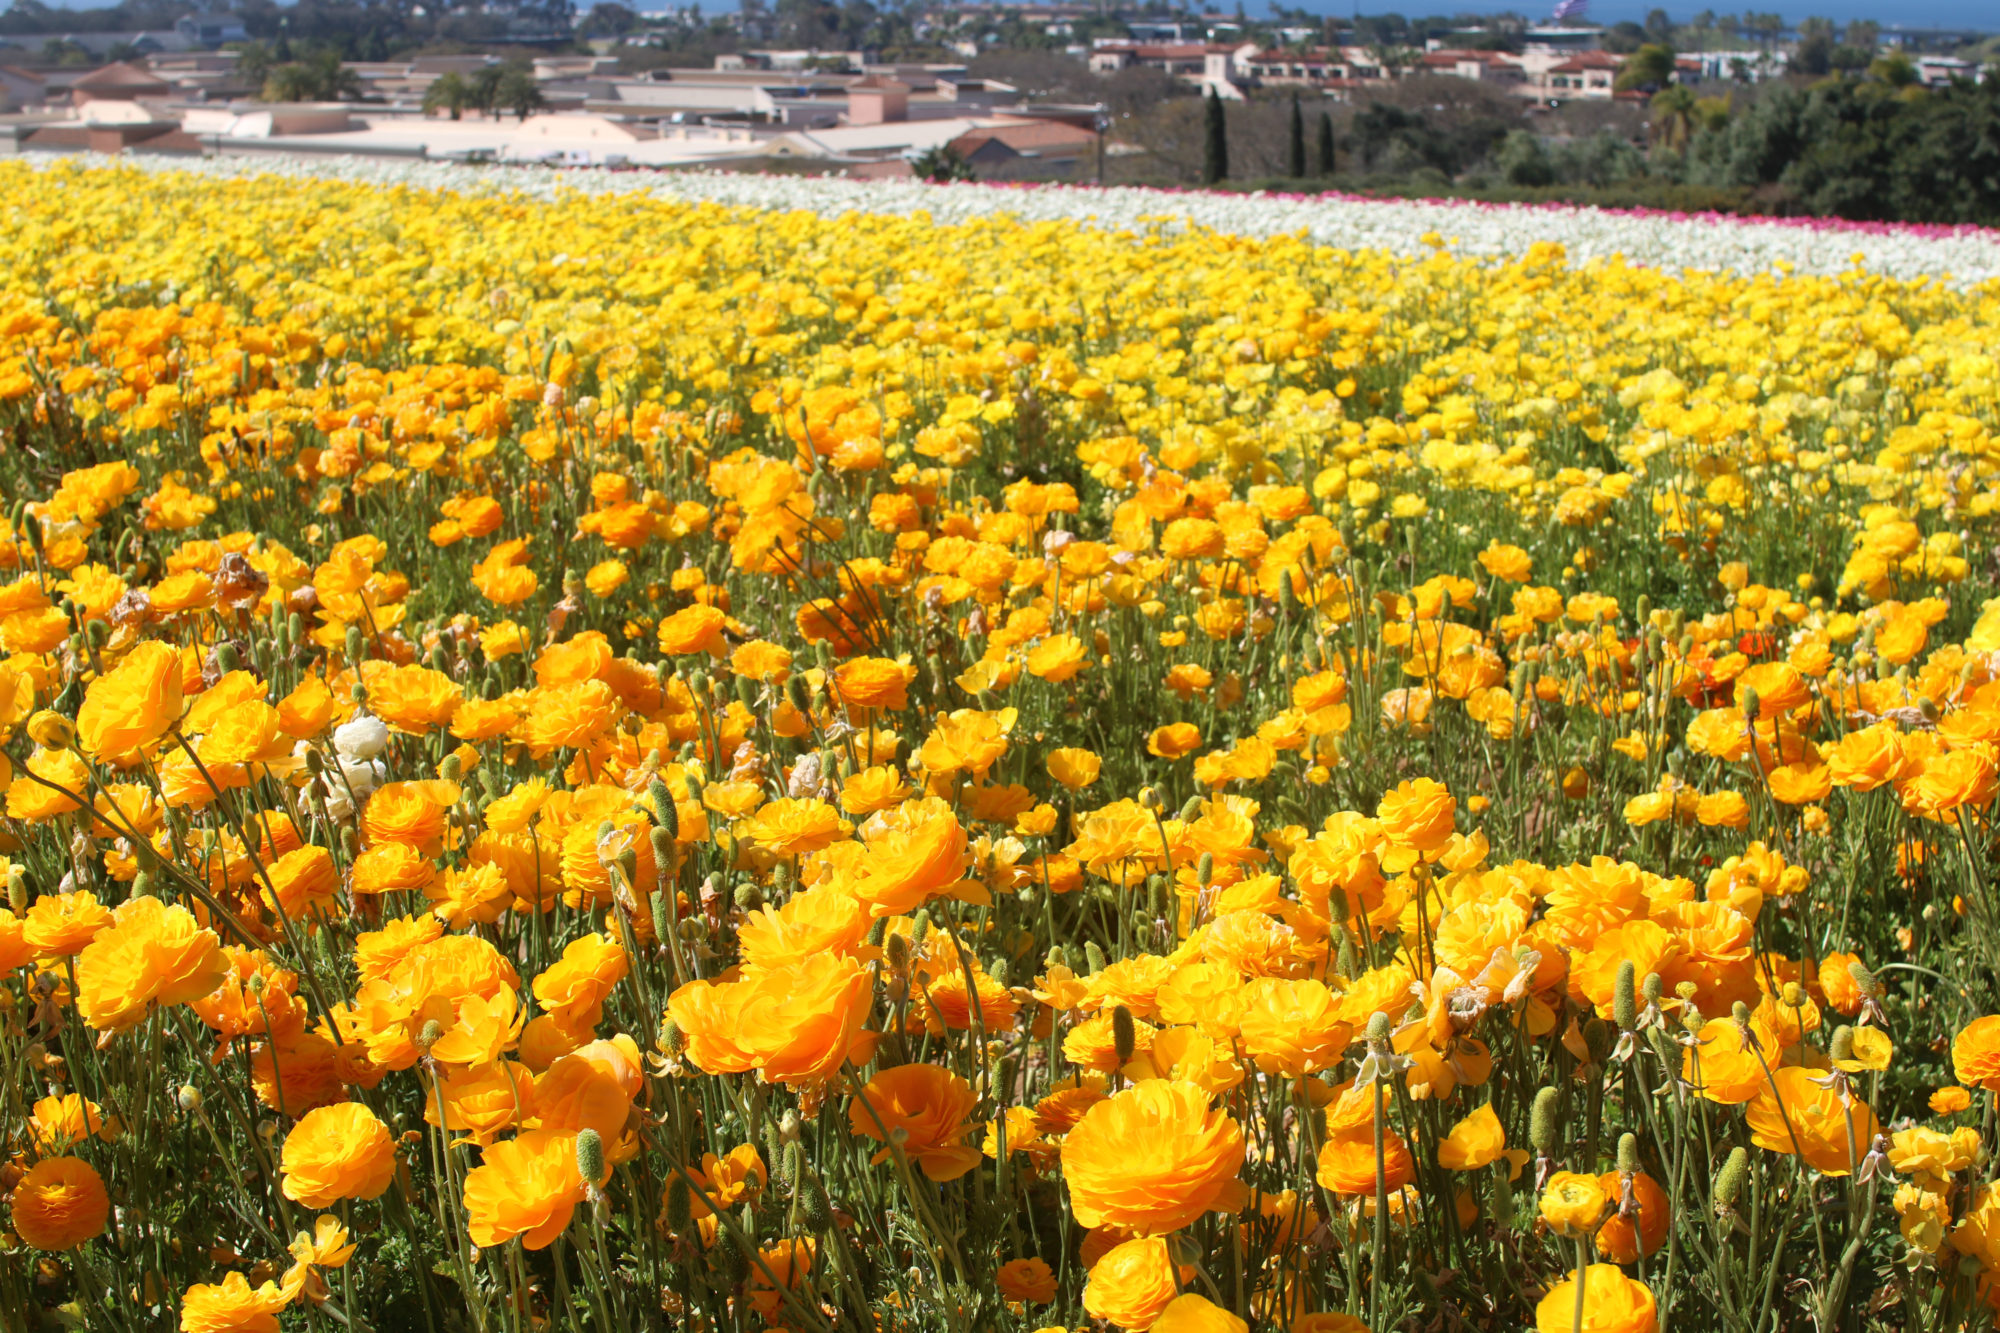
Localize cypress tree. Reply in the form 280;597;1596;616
1287;93;1306;178
1316;110;1336;175
1203;89;1228;185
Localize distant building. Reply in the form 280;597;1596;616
0;66;48;111
174;13;248;48
70;62;173;105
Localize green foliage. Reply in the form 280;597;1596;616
909;144;976;184
1688;76;2000;224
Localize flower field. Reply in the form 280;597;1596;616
2;156;2000;1333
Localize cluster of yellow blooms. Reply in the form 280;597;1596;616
4;159;2000;1333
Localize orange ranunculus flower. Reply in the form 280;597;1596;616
520;679;620;757
996;1256;1057;1304
29;1094;119;1153
738;886;870;974
1235;977;1352;1076
1064;1081;1245;1233
360;780;458;855
833;656;917;711
532;1036;644;1154
1437;1103;1507;1171
854;809;968;917
669;953;873;1085
1540;1170;1609;1238
681;1144;766;1221
280;1102;397;1208
0;908;30;973
1153;1294;1249;1333
1047;747;1102;790
1535;1264;1658;1333
1744;1066;1880;1175
1147;722;1203;760
1682;1015;1782;1105
1316;1130;1416;1196
657;603;729;657
7;748;89;821
747;1237;815;1324
1082;1236;1184;1330
531;932;627;1033
1902;749;1998;819
366;664;462;734
76;639;183;761
1953;1015;2000;1091
10;1156;109;1250
1595;1171;1671;1263
849;1062;981;1182
180;1271;290;1333
462;1128;587;1250
75;896;227;1035
23;890;114;958
1376;776;1456;859
429;1061;536;1145
736;797;854;858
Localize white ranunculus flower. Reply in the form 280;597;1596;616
332;712;390;761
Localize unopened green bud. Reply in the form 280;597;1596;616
1584;1017;1614;1065
1112;1005;1137;1065
1642;972;1663;1005
1613;961;1638;1030
910;910;931;950
416;1020;445;1052
576;1128;605;1185
1714;1147;1749;1209
1829;1025;1856;1063
785;674;810;713
665;1177;692;1231
1530;1087;1562;1157
1739;686;1760;722
1176;794;1203;822
1084;941;1107;975
129;871;154;901
1366;1012;1392;1044
1617;1133;1640;1175
1196;853;1214;887
734;881;764;913
1847;960;1879;999
345;625;366;664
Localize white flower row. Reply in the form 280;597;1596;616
52;152;2000;284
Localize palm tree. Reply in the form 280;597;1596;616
424;71;472;121
1650;84;1698;151
494;69;547;122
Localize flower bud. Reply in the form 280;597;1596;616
1366;1012;1392;1045
665;1177;692;1232
1530;1087;1562;1157
438;753;463;782
1175;794;1203;822
1714;1146;1749;1209
648;779;679;836
416;1020;445;1053
910;910;931;951
1613;961;1637;1031
26;710;75;750
785;674;810;714
130;871;154;901
650;826;675;866
576;1128;606;1186
659;1017;687;1057
177;1085;202;1113
1112;1005;1137;1065
1739;686;1760;722
1195;853;1214;888
346;625;366;665
1583;1017;1614;1065
1083;941;1107;975
1641;972;1663;1005
1829;1025;1855;1063
1617;1133;1640;1175
1137;787;1162;812
1847;960;1880;999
